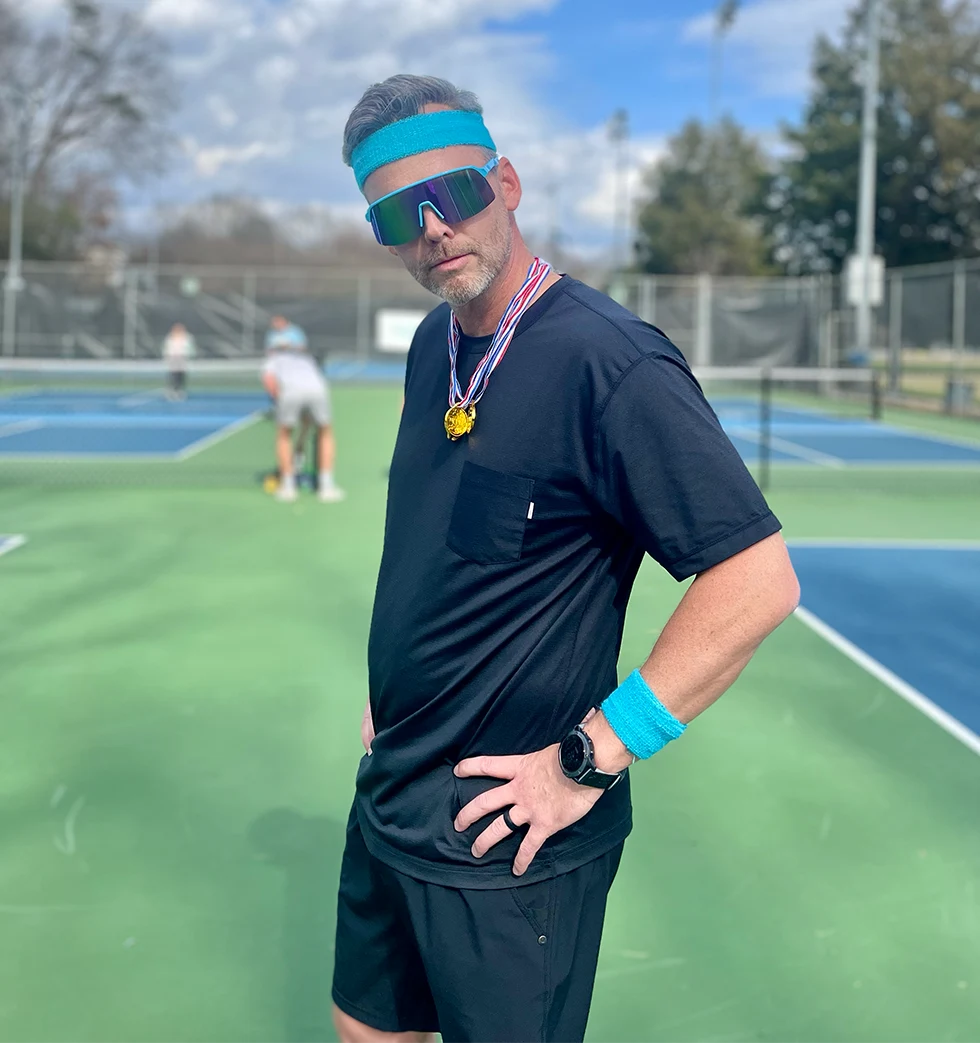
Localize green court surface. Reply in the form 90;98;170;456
1;387;979;1042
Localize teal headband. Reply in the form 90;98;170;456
351;110;497;190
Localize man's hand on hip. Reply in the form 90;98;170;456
453;746;603;876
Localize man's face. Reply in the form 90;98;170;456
363;141;521;308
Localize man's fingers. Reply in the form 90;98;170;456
454;783;515;832
512;828;547;877
470;807;529;858
454;755;520;781
361;705;374;755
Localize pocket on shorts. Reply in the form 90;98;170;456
510;876;554;940
446;462;534;564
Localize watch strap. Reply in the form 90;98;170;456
576;765;625;789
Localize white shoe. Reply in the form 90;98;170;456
318;485;346;503
276;484;298;503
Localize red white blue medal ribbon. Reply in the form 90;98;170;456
446;257;552;423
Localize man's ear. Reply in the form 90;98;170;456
387;246;398;257
495;157;522;213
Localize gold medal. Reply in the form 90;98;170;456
444;404;476;440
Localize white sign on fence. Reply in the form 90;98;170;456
375;308;427;353
844;254;885;308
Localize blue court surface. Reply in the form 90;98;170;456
714;399;980;466
790;542;980;744
3;382;980;466
0;388;267;459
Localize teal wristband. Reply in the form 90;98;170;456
600;670;686;760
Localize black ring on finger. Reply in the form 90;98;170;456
501;806;520;833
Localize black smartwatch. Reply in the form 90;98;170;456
558;726;626;790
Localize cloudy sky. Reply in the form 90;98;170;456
32;0;857;254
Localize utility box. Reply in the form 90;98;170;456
845;254;885;308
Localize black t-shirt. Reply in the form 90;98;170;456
358;277;780;888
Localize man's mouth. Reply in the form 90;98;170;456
430;253;472;271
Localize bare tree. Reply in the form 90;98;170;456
0;0;176;196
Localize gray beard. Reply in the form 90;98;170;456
427;261;498;307
412;220;512;308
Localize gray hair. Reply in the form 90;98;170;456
342;74;488;167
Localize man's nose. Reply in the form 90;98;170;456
421;205;453;242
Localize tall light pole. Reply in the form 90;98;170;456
710;0;739;123
2;85;37;357
608;108;630;272
855;0;881;359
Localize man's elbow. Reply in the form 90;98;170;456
774;559;801;624
763;539;801;627
751;535;801;629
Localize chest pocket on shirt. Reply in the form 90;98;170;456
447;462;535;564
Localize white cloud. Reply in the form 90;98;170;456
575;136;667;227
144;0;245;32
684;0;851;45
256;55;298;91
684;0;852;97
303;104;354;141
184;138;290;177
206;94;238;129
119;0;659;254
16;0;63;24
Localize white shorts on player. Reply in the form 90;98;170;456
276;383;332;428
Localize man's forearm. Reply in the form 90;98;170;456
586;533;799;772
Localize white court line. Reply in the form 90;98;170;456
732;460;980;472
118;389;164;408
175;411;261;461
0;419;43;439
790;538;980;551
794;605;980;758
0;535;26;558
800;461;980;470
0;452;181;462
883;422;980;452
734;427;846;467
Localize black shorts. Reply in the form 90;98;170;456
332;805;623;1043
169;370;186;391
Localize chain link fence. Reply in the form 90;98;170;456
612;273;832;368
878;259;980;413
0;261;439;364
0;257;977;411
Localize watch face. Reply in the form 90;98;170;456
560;732;587;776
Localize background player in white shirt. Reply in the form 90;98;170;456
161;323;195;401
262;315;345;503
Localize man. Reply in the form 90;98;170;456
332;75;800;1043
161;322;195;401
262;315;345;503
